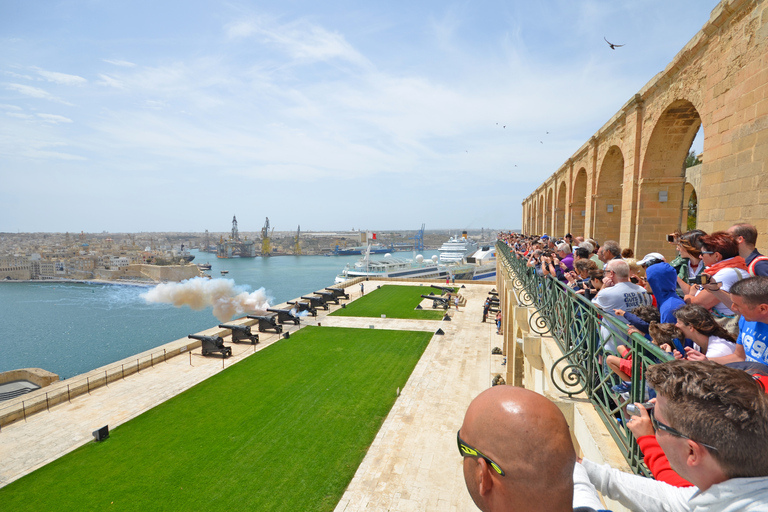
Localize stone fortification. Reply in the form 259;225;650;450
522;0;768;260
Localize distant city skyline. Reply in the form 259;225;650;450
2;0;712;233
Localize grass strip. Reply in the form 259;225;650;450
330;284;450;320
0;326;433;511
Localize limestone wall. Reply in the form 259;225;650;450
523;0;768;259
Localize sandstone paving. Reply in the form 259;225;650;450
0;280;499;512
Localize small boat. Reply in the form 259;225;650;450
198;262;212;270
220;270;229;275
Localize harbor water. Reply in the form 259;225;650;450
0;249;437;379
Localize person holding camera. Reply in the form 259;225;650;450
683;232;749;335
582;360;768;511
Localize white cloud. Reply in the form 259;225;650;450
227;18;369;66
36;113;73;124
0;104;22;111
34;68;87;86
23;149;87;161
2;70;35;80
4;83;58;100
97;74;126;89
6;112;33;119
103;59;136;67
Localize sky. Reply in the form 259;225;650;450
1;0;714;234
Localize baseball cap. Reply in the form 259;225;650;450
638;252;666;267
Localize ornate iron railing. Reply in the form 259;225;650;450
497;242;673;476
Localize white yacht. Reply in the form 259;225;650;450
438;232;479;263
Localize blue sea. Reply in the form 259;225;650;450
0;249;437;379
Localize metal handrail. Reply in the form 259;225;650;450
497;241;672;476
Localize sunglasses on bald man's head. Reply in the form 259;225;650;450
457;430;506;476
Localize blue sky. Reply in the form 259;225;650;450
1;0;713;233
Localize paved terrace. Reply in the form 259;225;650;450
0;281;501;511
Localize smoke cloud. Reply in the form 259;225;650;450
142;277;272;322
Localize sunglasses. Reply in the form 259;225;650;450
700;250;715;255
457;430;506;476
651;413;719;452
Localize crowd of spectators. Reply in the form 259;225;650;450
492;224;768;510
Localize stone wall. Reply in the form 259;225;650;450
523;0;768;260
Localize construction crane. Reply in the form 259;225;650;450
294;225;302;255
231;215;240;241
261;217;271;256
410;223;425;252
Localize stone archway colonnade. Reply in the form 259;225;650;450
523;0;768;261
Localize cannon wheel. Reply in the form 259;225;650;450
277;326;283;333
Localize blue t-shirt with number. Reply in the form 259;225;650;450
738;317;768;365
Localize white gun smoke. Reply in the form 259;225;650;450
142;277;272;322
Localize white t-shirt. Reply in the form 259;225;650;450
693;264;749;315
592;282;652;352
693;335;737;358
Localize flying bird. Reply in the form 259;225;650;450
540;141;543;144
604;37;624;50
503;125;506;128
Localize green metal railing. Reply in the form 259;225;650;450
497;242;672;476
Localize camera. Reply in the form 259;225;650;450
692;274;710;285
666;234;677;243
626;402;654;417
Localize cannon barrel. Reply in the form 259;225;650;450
188;334;224;343
313;291;339;303
325;287;350;298
301;295;327;304
430;285;454;294
247;314;274;321
218;324;251;334
421;294;448;302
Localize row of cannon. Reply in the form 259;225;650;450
187;286;350;358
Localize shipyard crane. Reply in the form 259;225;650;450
294;225;302;255
410;223;425;252
231;215;240;241
261;217;271;256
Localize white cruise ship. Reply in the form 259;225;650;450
335;254;450;283
438;232;479;263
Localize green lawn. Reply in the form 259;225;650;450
0;326;433;511
331;284;454;320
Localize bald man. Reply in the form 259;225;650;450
458;386;608;512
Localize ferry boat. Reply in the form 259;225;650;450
438;232;479;263
333;243;390;256
197;262;212;271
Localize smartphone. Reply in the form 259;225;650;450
672;337;687;358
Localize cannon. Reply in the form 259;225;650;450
218;324;260;344
325;287;350;300
430;285;455;295
301;295;329;311
267;307;301;325
188;334;232;357
288;300;318;316
246;314;283;333
313;291;340;305
488;297;500;305
421;294;450;310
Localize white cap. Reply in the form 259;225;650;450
638;252;666;266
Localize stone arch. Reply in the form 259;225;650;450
538;193;546;234
555;181;567;236
571;168;588;236
545;188;554;235
593;146;625;244
637;99;702;259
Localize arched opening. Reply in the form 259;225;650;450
593;146;625;244
637;100;702;260
545;189;553;236
684;185;698;231
555;181;567;237
571;168;588;237
538;194;545;234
